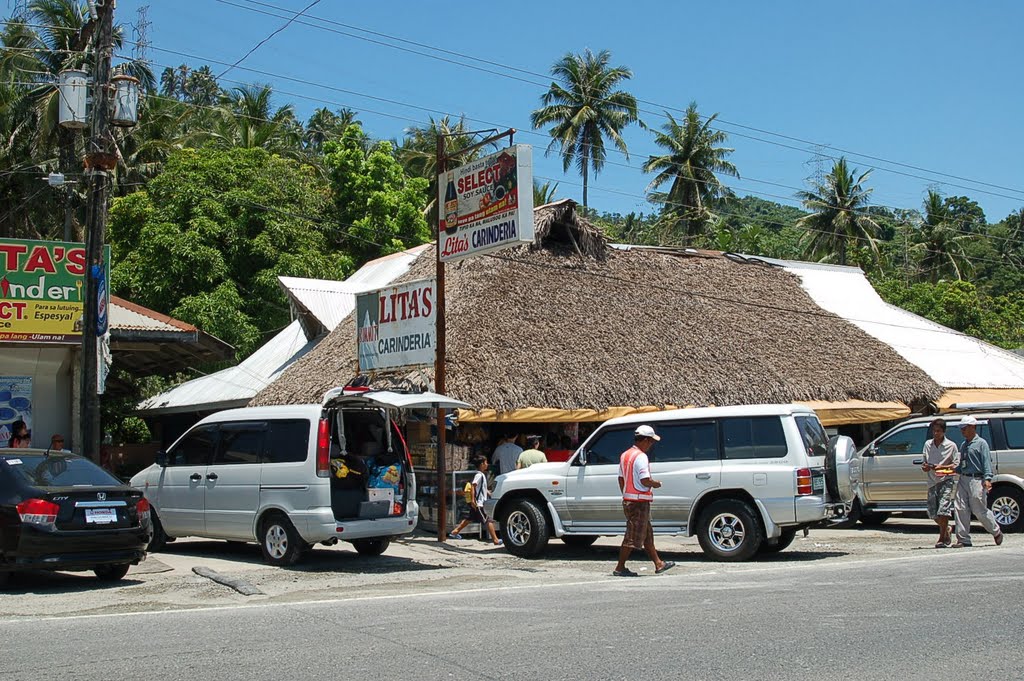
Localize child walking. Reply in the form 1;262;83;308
448;455;502;545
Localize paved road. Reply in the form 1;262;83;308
2;543;1019;681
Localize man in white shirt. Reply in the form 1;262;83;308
612;425;675;577
920;419;959;548
490;434;523;476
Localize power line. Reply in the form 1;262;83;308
215;0;323;80
214;0;1024;202
128;47;1021;241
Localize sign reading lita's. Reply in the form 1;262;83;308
438;144;534;263
356;278;436;372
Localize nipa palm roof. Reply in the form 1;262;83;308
250;200;942;416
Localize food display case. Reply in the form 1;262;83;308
415;468;484;537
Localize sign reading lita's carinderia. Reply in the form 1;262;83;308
356;278;436;371
438;144;534;262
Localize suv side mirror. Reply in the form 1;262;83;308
863;446;877;458
155;450;168;467
577;449;588;466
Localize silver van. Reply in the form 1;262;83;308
486;404;854;562
130;389;466;565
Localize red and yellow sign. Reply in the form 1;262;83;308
0;238;109;343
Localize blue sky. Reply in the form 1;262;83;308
117;0;1024;224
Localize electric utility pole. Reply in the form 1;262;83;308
79;0;116;459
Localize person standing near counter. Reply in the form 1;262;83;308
490;433;523;476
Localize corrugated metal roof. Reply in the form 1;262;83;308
137;320;314;415
278;244;428;332
110;296;195;333
778;260;1024;389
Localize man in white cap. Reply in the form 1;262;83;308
952;415;1004;547
612;425;675;577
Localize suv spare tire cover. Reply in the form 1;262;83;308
825;435;857;503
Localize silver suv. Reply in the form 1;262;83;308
485;404;853;562
847;406;1024;532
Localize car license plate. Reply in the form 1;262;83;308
812;477;824;493
85;508;117;524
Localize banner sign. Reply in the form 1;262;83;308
0;239;110;343
356;278;436;372
438;144;534;263
0;376;32;447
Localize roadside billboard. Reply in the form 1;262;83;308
356;278;436;372
0;238;110;343
438;144;534;263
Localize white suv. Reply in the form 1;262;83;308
485;404;853;562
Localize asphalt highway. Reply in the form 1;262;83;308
2;544;1019;680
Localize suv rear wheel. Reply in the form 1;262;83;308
500;498;550;557
988;485;1024;533
697;499;764;562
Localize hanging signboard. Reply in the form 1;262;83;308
438;144;534;263
0;239;110;343
356;278;436;372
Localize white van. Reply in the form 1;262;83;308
130;389;467;566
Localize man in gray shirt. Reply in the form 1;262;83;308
490;434;523;476
952;415;1004;547
921;419;959;548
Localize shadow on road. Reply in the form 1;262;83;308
156;539;447;575
504;540;848;564
1;570;145;594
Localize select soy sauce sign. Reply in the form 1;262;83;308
356;278;436;372
438;144;534;263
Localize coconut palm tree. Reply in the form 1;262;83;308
910;190;973;282
642;102;738;245
533;179;559;207
796;157;881;266
398;115;488;226
531;48;638;209
303;107;361;154
210;84;302;157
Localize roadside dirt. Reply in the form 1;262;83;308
0;518;1008;619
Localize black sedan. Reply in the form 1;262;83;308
0;449;151;587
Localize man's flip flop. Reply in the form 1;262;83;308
612;568;640;577
655;561;676;574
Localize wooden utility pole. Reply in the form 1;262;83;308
79;0;116;459
434;133;448;541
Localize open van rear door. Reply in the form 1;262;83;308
321;388;471;411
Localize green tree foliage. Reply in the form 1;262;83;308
873;278;1024;349
324;124;430;264
534;179;559;206
797;157;881;266
909;190;973;283
531;48;639;208
643;103;738;246
108;147;347;356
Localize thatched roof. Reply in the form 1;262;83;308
251;201;940;412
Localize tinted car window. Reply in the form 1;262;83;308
722;417;788;459
169;425;218;466
796;415;828;458
263;419;311;464
877;422;992;456
2;454;122;487
1003;419;1024;449
584;428;634;465
216;423;265;465
650;422;719;462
